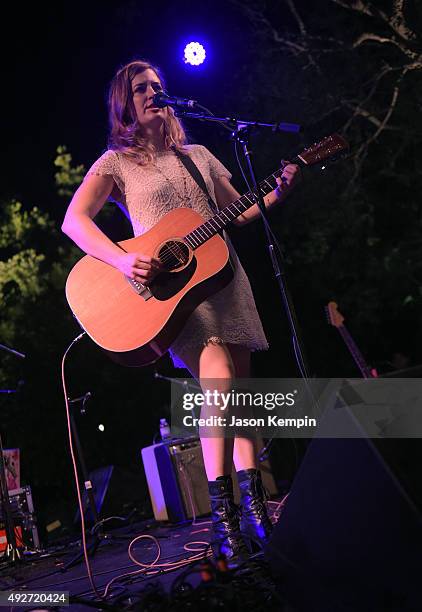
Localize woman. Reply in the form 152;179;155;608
62;59;300;560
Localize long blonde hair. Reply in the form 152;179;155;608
108;59;187;164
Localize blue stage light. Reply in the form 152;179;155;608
183;42;206;66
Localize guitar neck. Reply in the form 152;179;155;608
183;167;285;249
182;132;349;249
337;324;373;378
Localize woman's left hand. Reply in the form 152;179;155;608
275;161;301;201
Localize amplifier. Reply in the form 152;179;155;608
0;485;40;551
142;438;209;522
142;437;277;523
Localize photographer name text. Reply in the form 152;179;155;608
182;414;317;429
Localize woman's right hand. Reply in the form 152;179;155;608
116;252;161;285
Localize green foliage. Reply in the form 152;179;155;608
0;158;81;385
0;249;45;302
0;201;52;345
54;145;85;197
0;201;53;249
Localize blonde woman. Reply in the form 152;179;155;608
62;59;300;561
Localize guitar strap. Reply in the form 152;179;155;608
173;147;219;214
173;147;234;270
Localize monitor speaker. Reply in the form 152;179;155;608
74;465;148;523
265;396;422;612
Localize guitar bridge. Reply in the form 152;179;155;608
127;277;153;301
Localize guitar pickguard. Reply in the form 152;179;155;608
148;256;198;300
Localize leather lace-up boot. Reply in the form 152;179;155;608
208;475;248;561
237;468;273;550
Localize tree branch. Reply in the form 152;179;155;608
286;0;307;37
330;0;373;17
353;32;419;61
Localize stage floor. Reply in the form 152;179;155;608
0;502;285;611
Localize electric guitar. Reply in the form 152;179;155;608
325;301;378;378
65;134;349;366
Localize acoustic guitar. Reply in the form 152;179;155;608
66;134;348;366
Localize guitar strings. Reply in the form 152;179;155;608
132;135;347;271
153;172;282;269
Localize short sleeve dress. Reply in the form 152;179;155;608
85;144;269;368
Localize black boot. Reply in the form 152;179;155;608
237;468;273;550
208;475;248;562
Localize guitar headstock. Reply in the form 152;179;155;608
298;134;349;166
325;301;345;328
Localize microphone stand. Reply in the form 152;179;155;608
232;123;312;378
174;107;318;457
154;371;201;392
0;342;25;567
0;343;26;360
68;393;100;528
61;392;110;571
233;124;317;463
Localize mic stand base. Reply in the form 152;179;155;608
61;529;130;572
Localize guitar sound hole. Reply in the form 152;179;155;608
158;240;190;271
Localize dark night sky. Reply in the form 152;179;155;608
6;0;258;212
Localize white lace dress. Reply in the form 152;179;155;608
86;144;269;368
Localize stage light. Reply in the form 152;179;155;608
184;42;206;66
98;424;105;432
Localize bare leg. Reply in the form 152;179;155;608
183;342;234;480
182;343;267;557
183;343;257;478
227;345;257;472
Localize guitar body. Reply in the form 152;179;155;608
65;208;233;366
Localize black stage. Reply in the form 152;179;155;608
2;435;422;611
0;502;286;611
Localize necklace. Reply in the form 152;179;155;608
153;152;190;207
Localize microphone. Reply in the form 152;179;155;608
273;122;302;134
152;91;197;109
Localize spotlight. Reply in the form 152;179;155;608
98;424;105;432
184;42;206;66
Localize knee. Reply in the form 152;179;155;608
202;360;235;383
199;345;236;385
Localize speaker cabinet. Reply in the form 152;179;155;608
265;398;422;611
